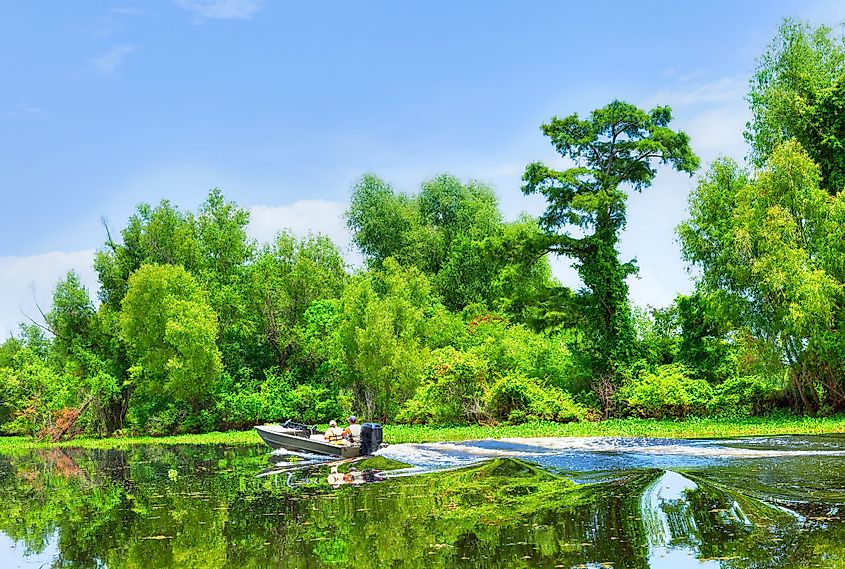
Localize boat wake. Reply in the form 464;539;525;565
375;436;845;474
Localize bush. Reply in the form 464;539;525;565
289;383;351;424
128;402;184;436
617;364;713;419
487;372;583;423
213;369;352;430
397;347;489;424
710;374;785;416
468;320;577;391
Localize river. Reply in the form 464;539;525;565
3;434;845;567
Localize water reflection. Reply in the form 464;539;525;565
1;436;845;567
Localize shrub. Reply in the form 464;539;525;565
397;347;489;424
289;383;351;424
129;402;183;436
710;374;785;416
214;369;351;429
487;372;583;423
617;364;713;419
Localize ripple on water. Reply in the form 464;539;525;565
376;435;845;475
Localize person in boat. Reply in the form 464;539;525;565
342;415;362;444
327;465;344;487
324;420;344;444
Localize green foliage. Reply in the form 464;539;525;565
45;272;125;434
679;142;845;414
487;372;583;423
747;19;845;192
617;364;713;419
674;293;736;383
46;271;95;360
121;264;222;409
346;173;421;267
347;173;558;320
20;54;845;438
335;259;433;420
709;375;785;417
397;347;489;424
523;100;699;390
400;316;583;425
0;348;74;435
213;369;350;430
0;336;22;369
632;294;737;384
247;231;345;373
95;198;201;310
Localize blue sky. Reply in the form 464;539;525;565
1;0;842;337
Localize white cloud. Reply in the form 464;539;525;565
680;105;751;161
548;256;582;291
92;44;135;75
642;74;751;164
174;0;264;20
627;267;692;309
13;103;45;115
248;200;362;264
0;250;99;340
547;244;693;309
644;76;747;109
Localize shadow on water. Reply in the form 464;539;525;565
3;436;845;567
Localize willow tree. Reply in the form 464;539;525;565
747;19;845;192
679;142;845;415
522;101;698;396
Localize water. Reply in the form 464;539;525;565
3;435;845;567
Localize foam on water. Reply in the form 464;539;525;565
375;435;845;473
270;449;334;461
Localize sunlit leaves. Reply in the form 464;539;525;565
679;141;845;412
121;264;222;407
747;19;845;192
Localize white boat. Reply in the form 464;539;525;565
254;424;361;458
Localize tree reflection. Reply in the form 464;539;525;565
0;446;843;568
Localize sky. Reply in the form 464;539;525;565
1;0;843;338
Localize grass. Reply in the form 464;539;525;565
0;430;260;451
3;414;845;452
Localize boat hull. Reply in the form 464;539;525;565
255;425;360;458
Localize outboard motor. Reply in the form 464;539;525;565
360;423;383;455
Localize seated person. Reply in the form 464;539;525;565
342;416;362;444
324;420;344;444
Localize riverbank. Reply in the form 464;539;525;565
3;414;845;451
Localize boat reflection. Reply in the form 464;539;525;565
327;465;385;487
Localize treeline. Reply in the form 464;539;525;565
1;19;843;437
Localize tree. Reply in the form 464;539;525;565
747;19;845;192
334;259;434;420
46;271;95;362
347;173;558;317
248;232;346;372
195;188;254;278
121;264;222;410
45;272;124;434
346;174;423;268
522;100;698;390
96;199;201;310
93;190;260;424
678;142;845;414
193;190;258;379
